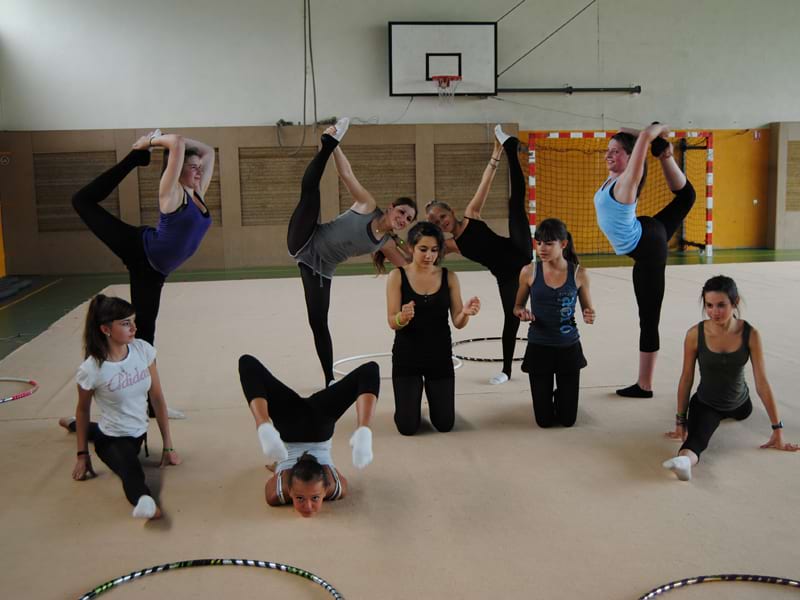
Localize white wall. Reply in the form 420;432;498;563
2;0;799;131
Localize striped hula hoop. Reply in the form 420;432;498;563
451;337;527;362
639;573;800;598
0;377;39;405
77;558;345;599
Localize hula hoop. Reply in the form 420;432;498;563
451;337;527;363
0;377;39;405
77;558;345;600
332;352;462;378
638;574;800;599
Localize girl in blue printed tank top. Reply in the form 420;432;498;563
513;219;595;428
594;124;696;400
287;119;417;386
662;276;798;481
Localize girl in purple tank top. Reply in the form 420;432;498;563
72;131;214;417
513;219;595;428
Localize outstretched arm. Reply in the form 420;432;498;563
448;271;480;329
513;263;534;321
750;328;799;451
72;386;97;481
333;146;376;213
381;238;411;268
614;123;669;205
148;363;181;467
576;266;595;324
666;327;697;440
464;139;504;219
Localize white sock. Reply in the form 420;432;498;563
132;495;157;519
330;117;350;142
662;456;692;481
489;372;509;385
350;426;373;469
257;422;288;463
167;407;186;420
494;124;511;146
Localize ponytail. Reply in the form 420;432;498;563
83;294;135;365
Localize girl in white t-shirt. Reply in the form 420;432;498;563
59;294;180;519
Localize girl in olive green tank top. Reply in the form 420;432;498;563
663;276;798;481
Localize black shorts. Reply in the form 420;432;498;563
521;341;587;375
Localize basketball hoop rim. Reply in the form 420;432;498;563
431;75;462;88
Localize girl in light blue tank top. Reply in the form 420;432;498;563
594;124;696;400
513;219;595;428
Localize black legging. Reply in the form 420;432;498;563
72;150;166;346
680;394;753;459
287;135;340;383
67;421;149;506
498;277;522;377
499;136;531;375
392;375;455;436
627;182;696;352
504;136;533;264
238;354;379;442
528;372;580;428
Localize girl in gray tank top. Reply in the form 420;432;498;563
513;219;596;428
663;275;798;481
286;119;418;385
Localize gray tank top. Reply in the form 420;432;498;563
696;320;751;411
293;208;389;279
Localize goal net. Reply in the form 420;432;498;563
527;131;713;256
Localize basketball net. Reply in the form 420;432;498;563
431;75;461;103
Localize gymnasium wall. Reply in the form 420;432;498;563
768;122;800;249
0;124;516;275
1;1;799;132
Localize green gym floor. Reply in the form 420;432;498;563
1;249;798;361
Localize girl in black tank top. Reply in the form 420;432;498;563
663;276;798;482
425;126;530;386
386;223;481;436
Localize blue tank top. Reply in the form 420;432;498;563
527;261;580;347
593;178;642;255
142;190;211;275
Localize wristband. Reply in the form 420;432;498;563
77;450;89;457
162;447;175;452
395;313;407;328
771;421;783;431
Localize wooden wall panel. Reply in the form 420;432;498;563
33;151;119;232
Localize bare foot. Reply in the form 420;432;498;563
58;416;75;431
151;507;163;520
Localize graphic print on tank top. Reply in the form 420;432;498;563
528;261;580;347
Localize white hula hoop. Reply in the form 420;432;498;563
332;352;463;379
